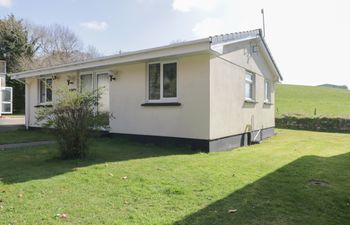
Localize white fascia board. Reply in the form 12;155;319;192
210;36;258;54
11;38;210;79
210;36;282;82
258;38;283;81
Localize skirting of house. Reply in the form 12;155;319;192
27;127;275;152
109;127;275;153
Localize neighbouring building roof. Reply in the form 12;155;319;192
10;29;282;81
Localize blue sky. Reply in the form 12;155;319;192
1;0;350;87
0;0;204;54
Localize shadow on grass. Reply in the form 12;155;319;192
0;137;197;184
174;152;350;225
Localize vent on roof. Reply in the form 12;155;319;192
0;61;6;75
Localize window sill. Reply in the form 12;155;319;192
244;99;258;104
34;104;53;108
264;101;274;105
141;102;181;107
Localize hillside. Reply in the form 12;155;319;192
275;84;350;118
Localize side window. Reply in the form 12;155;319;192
245;71;255;100
264;79;271;103
148;62;177;101
39;78;52;103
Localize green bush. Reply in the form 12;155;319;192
36;87;110;159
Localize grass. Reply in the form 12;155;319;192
1;129;350;224
276;84;350;118
0;129;53;145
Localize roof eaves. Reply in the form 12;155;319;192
259;37;283;81
11;37;210;79
209;29;283;82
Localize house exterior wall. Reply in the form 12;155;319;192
23;40;278;151
25;71;79;127
25;54;211;140
108;53;210;139
209;40;276;140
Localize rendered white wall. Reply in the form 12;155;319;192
109;54;210;139
25;54;211;139
209;39;276;139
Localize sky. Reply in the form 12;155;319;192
0;0;349;87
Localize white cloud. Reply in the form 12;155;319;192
80;21;108;31
0;0;13;8
172;0;219;12
192;18;231;38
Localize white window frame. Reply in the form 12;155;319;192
146;61;178;103
38;77;53;104
264;79;272;103
80;70;112;93
245;71;255;101
1;87;12;114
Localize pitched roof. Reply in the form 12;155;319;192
210;29;282;81
11;29;282;81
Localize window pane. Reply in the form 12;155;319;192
245;82;252;99
81;74;93;92
245;74;253;82
97;73;110;112
149;64;160;100
2;103;11;113
245;72;254;100
40;79;46;103
163;63;177;98
2;88;11;102
46;79;52;102
265;80;271;102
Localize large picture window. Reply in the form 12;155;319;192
39;78;52;103
245;71;255;100
148;62;177;101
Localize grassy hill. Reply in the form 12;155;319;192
276;84;350;118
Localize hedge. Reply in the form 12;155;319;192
275;116;350;133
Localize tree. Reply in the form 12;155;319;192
0;14;37;114
0;15;101;114
36;87;110;159
23;23;100;69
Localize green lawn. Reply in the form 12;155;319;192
276;84;350;118
1;129;350;224
0;129;53;145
